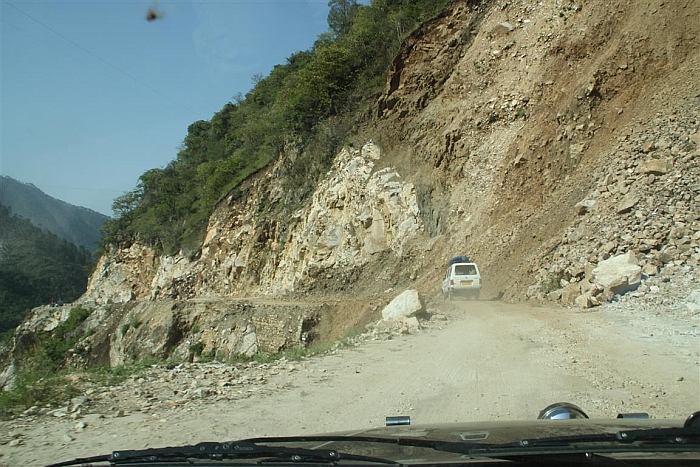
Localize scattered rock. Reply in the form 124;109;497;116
561;284;581;306
616;193;640;214
639;159;671;175
491;22;515;35
575;199;596;215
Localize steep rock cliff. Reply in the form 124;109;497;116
84;142;423;304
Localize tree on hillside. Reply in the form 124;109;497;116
328;0;358;37
101;0;451;256
0;205;93;334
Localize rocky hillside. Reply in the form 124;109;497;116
370;0;699;301
3;0;698;373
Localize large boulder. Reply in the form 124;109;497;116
381;289;424;320
591;252;642;295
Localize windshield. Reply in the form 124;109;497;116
454;265;477;276
1;1;698;467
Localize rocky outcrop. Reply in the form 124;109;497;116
5;299;330;373
83;143;422;305
84;243;158;304
3;141;427;375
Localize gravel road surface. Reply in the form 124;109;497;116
1;299;698;466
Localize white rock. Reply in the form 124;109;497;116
592;252;642;295
690;290;700;305
381;290;424;320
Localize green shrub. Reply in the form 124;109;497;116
42;306;90;366
189;341;205;357
0;352;79;418
0;306;90;417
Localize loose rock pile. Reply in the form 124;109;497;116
603;263;700;337
529;104;700;308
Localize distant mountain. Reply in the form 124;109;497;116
0;176;109;251
0;204;93;334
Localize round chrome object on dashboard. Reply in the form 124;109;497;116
538;402;589;420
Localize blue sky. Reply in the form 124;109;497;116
1;0;332;216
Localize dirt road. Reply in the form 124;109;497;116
2;300;698;466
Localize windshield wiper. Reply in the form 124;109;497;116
244;421;700;460
472;412;700;458
45;440;403;467
487;426;700;450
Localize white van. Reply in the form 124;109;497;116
441;262;482;300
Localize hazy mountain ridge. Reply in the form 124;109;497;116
0;205;93;333
0;176;109;252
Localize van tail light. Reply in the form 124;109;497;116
450;280;454;285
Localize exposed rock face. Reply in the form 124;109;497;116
84;143;421;304
260;143;422;294
6;299;329;371
84;243;157;304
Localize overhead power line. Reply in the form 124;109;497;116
0;17;115;83
4;1;197;115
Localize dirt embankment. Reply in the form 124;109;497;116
370;0;700;302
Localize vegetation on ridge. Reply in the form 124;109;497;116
0;205;93;335
100;0;452;256
0;305;90;418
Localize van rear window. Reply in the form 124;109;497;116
455;265;476;275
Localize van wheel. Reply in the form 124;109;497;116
447;290;454;301
474;291;480;300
